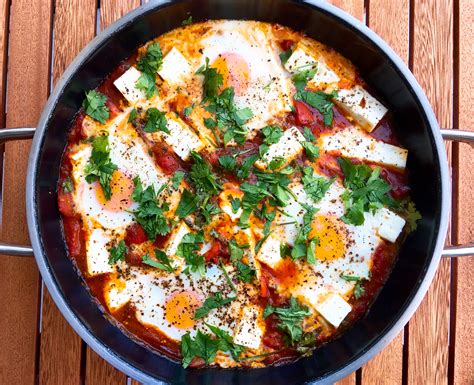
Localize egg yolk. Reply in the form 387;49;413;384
212;53;250;95
164;291;201;329
309;215;347;261
95;170;134;212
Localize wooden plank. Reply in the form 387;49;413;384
0;1;53;385
85;1;140;384
0;0;8;128
407;0;453;384
37;1;97;385
326;1;363;384
360;1;409;383
452;1;474;384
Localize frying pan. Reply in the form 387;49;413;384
1;0;473;384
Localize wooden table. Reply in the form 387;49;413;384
0;0;472;384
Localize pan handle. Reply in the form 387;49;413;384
0;128;471;257
441;128;474;257
0;127;36;256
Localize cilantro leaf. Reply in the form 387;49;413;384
183;102;196;117
194;292;236;319
354;281;365;299
235;261;255;283
108;240;127;264
128;107;138;123
338;158;395;225
131;177;170;239
84;135;118;200
291;206;318;263
142;249;175;272
295;90;337;126
340;274;361;282
136;72;157;99
143;107;169;134
397;199;422;232
176;189;200;219
230;197;241;213
302;126;315;142
177;232;205;275
263;297;311;345
82;90;109;124
236;154;259;180
201;201;221;224
301;166;333;203
181;15;193;25
279;48;293;64
261;125;283;145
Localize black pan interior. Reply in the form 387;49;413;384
33;1;442;384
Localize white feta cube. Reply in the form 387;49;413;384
375;208;406;243
256;234;282;269
158;47;193;85
233;305;264;349
315;293;352;327
335;85;388;132
113;66;145;103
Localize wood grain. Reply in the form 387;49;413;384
327;1;364;384
360;1;409;382
38;1;97;385
0;0;8;128
407;0;453;384
452;0;474;384
85;1;141;383
0;1;53;385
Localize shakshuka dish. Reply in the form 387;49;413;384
58;20;421;368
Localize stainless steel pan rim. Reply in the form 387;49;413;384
20;0;453;383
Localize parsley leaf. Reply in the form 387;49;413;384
340;274;361;282
143;107;169;134
354;281;365;299
205;323;244;361
303;126;315;142
230;197;241;213
131;177;170;239
279;48;293;65
236;154;259;180
338;158;395;225
108;240;126;264
218;155;237;171
189;151;221;195
136;42;163;98
194;293;236;319
183;102;197;117
261;125;284;145
84;135;118;200
201;201;221;224
397;199;421;232
291;206;318;263
295;90;337;126
142;249;175;272
292;63;317;91
301;141;319;161
196;57;223;100
263;297;311;345
128;107;138;123
235;261;255;283
171;171;185;189
181;331;219;368
301;166;333;203
82;90;109;124
181;15;193;25
177;232;205;275
176;189;200;219
62;177;73;193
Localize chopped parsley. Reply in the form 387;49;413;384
236;154;259;180
84;135;118;201
128;107;138;122
230;197;241;213
301;141;319;161
183;102;197;117
301;166;333;203
279;48;293;65
354;281;365;299
341;274;367;299
302;126;315;142
292;63;317;91
181;15;193;25
176;188;200;218
218;155;237;171
194;292;236;319
143;107;169;134
291;205;318;263
62;177;73;193
189;151;221;195
171;171;185;189
108;240;126;265
181;325;244;368
82;90;109;124
177;232;206;275
338;158;395;225
142;249;175;272
131;177;170;239
263;297;311;345
196;57;224;100
397;199;422;232
229;240;255;283
295;89;337;126
136;42;163;98
261;125;284;145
